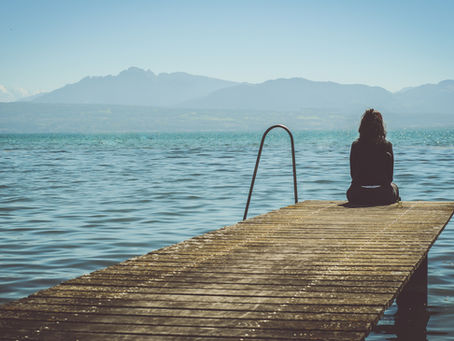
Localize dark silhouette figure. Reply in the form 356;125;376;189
347;109;400;205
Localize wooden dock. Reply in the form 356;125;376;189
1;200;453;340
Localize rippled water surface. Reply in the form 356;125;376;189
1;129;453;339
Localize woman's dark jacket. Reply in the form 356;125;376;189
349;139;394;186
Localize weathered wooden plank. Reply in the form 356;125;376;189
22;290;389;303
0;306;382;322
1;200;453;341
0;328;366;341
3;297;385;314
61;280;401;293
0;314;373;336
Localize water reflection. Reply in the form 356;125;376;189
370;257;429;340
372;304;429;341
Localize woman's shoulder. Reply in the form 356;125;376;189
352;138;392;150
383;139;393;149
351;139;361;147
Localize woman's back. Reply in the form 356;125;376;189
350;139;393;186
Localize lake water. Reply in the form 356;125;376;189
1;129;453;340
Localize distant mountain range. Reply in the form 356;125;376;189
28;67;454;115
1;67;452;133
182;78;454;114
31;67;237;107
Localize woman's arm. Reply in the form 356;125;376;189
350;142;360;184
385;142;394;183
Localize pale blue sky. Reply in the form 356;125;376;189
1;0;453;95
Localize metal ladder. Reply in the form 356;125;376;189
243;124;298;220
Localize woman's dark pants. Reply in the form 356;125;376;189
347;183;400;205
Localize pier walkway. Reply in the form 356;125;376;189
1;200;454;340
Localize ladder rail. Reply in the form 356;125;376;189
243;124;298;221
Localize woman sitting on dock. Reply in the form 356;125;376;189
347;108;400;205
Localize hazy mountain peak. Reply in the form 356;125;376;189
118;66;155;79
125;66;143;72
438;79;454;87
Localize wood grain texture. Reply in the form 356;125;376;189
1;200;453;340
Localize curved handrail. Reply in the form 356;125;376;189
243;124;298;220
